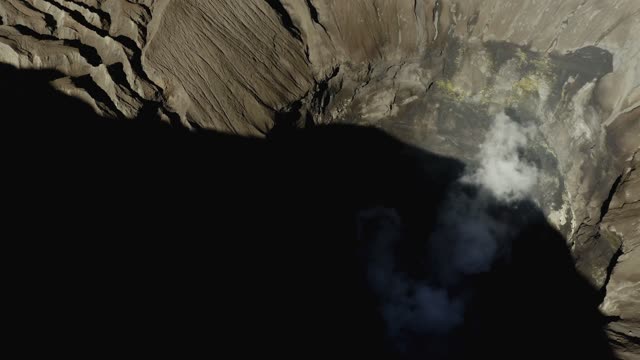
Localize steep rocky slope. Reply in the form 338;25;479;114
1;0;638;356
601;152;640;359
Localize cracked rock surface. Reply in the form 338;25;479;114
1;0;638;356
601;151;640;359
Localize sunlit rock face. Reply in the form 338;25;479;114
1;0;638;356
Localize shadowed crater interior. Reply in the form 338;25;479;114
1;63;616;359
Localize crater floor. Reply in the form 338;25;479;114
1;1;638;357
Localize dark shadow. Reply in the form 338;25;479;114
458;202;615;360
1;63;614;359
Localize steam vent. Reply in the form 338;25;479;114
1;1;638;359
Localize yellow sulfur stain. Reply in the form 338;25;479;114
532;57;554;78
436;80;466;100
515;48;528;66
515;75;540;94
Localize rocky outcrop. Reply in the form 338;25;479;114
0;0;176;121
601;151;640;359
1;0;638;356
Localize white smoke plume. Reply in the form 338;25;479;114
463;112;538;202
359;112;539;343
431;112;539;283
359;208;465;338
